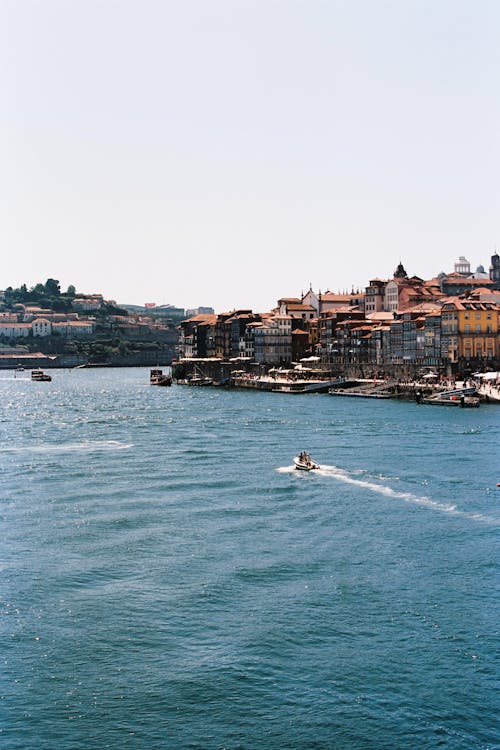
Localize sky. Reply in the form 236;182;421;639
2;0;499;313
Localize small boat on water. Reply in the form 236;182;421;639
187;375;213;386
31;369;52;382
420;387;480;407
150;369;172;386
421;394;480;407
294;451;320;471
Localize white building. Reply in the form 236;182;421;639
0;313;18;323
384;280;402;313
53;321;95;337
72;296;104;312
454;256;471;275
23;307;47;322
253;314;292;364
32;318;52;337
0;323;30;338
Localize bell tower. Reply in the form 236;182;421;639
394;261;408;279
490;251;500;288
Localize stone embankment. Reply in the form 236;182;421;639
172;359;484;401
0;351;176;370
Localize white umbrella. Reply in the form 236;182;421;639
479;371;500;380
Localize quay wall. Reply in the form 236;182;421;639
172;359;450;384
0;351;176;370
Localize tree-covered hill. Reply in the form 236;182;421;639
3;279;128;316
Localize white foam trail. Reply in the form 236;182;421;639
277;464;496;524
0;440;133;454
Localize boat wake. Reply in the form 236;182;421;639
277;464;496;523
0;440;133;454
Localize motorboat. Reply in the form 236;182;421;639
421;394;480;407
150;369;172;386
31;369;52;382
420;387;480;407
294;452;320;471
187;376;213;386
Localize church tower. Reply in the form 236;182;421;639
454;256;471;275
490;251;500;288
394;261;408;279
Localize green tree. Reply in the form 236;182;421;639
44;278;61;296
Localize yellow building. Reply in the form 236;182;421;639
441;298;499;363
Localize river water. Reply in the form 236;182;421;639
1;367;498;749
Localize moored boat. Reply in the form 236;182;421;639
31;369;52;382
187;376;213;386
232;372;337;393
150;369;172;386
421;391;480;407
294;451;320;471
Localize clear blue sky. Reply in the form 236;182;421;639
2;0;498;313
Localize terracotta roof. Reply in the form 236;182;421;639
184;314;217;324
387;277;407;286
323;305;357;314
444;277;493;286
470;287;500;296
442;298;496;311
407;302;442;313
286;304;315;312
366;311;394;321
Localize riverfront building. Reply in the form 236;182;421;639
177;254;500;375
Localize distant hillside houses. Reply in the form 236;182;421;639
185;306;215;317
0;314;96;339
121;303;186;319
178;254;500;372
72;295;104;312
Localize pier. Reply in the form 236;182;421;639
172;358;498;403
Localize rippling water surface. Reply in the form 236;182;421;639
1;368;498;749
